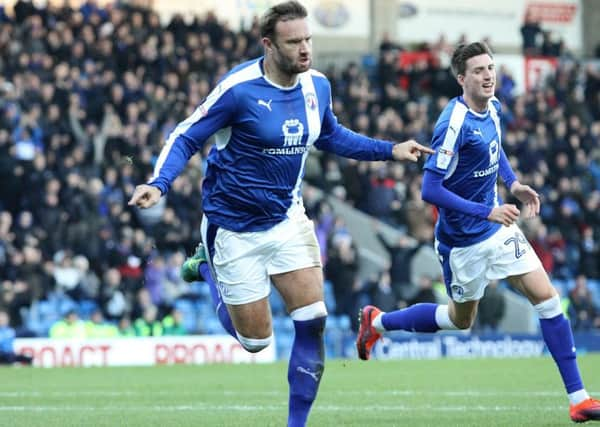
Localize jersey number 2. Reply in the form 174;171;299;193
504;232;527;259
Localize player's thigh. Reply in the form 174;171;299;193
267;211;322;277
226;297;273;339
436;239;489;302
271;266;324;313
202;220;274;337
267;211;323;312
486;224;553;304
507;267;557;305
205;222;272;306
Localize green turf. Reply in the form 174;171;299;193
1;355;598;426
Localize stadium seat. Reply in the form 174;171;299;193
78;300;99;320
274;330;294;359
323;280;337;313
273;315;294;333
269;291;286;317
202;317;228;335
195;299;214;319
587;279;600;309
174;299;198;333
552;278;569;297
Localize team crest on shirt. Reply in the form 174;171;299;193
436;147;454;170
305;92;317;110
282;119;304;146
473;140;501;178
451;285;464;298
489;140;499;165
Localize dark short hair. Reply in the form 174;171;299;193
450;42;493;77
259;1;308;41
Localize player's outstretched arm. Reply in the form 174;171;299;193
392;140;435;162
128;184;162;209
509;181;540;219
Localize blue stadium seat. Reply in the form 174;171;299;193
202;317;227;334
587;279;600;309
273;315;294;333
30;300;61;336
269;291;286;317
274;330;294;359
323;280;337;313
552;278;569;297
78;300;99;320
174;299;198;333
195;299;214;319
361;54;378;81
334;314;351;330
189;281;210;299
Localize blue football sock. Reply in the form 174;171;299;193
540;314;584;394
288;316;326;427
199;263;236;338
381;303;441;332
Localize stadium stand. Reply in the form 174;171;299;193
0;1;599;357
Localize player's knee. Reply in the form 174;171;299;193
449;312;475;330
453;318;474;330
533;294;562;319
290;301;328;322
236;332;273;353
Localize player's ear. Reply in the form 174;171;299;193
457;74;465;86
262;37;274;52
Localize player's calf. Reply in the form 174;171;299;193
288;301;327;427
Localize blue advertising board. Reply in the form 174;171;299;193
337;332;600;360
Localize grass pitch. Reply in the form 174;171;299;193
1;355;599;426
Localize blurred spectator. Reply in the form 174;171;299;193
0;1;598;337
520;11;542;55
0;310;32;365
1;278;34;330
579;227;600;279
84;309;119;338
163;251;193;303
369;270;398;313
375;228;417;302
407;243;441;303
134;305;163;337
118;316;136;337
409;275;438;306
476;281;506;333
73;255;100;300
49;310;86;338
162;308;187;335
52;250;83;300
568;275;600;330
325;231;359;319
99;268;128;321
529;222;555;274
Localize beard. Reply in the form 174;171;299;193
276;53;311;75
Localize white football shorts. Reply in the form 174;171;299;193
435;223;542;303
200;206;322;305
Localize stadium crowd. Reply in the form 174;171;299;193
0;0;599;340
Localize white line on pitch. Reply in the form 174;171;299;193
0;390;593;397
0;404;566;413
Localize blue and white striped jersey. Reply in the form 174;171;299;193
149;57;394;232
424;96;504;247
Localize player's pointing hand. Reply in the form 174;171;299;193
128;184;162;209
392;139;435;162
